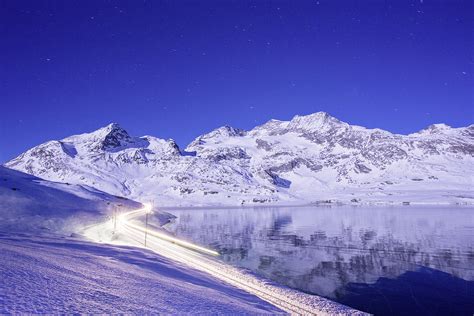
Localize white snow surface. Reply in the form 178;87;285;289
5;112;474;206
0;166;140;233
0;233;282;314
0;166;284;314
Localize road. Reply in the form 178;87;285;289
92;205;365;315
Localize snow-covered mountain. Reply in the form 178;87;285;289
5;112;474;205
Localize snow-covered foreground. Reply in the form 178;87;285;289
0;165;363;314
0;166;285;313
0;166;284;313
85;205;365;315
0;233;282;314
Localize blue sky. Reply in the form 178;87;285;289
1;0;473;162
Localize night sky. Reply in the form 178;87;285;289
1;0;473;162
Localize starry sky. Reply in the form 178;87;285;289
1;0;473;162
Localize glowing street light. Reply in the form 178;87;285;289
113;203;123;234
144;202;153;247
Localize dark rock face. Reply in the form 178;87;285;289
355;163;372;174
267;158;323;174
165;139;182;157
209;148;250;161
101;124;133;150
256;139;272;151
131;149;150;164
264;170;291;188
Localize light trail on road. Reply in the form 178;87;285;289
88;204;365;316
118;204;219;256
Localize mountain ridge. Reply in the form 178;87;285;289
5;112;474;206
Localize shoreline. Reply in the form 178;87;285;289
156;200;474;211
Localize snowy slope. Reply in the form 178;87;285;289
0;166;285;314
0;165;139;233
6;113;474;205
0;233;282;314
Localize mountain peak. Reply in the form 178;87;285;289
416;123;453;135
291;111;336;121
186;125;246;150
197;125;246;140
97;122;127;135
105;122;122;130
250;119;288;135
428;123;451;130
63;123;134;151
287;111;343;131
215;125;246;136
98;123;133;150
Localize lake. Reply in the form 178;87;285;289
164;205;474;315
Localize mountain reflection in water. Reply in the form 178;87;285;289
165;206;474;315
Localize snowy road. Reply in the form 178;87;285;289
86;205;365;315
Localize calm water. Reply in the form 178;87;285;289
164;206;474;315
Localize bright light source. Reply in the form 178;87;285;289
143;202;153;214
115;204;219;256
